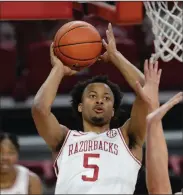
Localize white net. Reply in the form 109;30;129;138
143;1;183;62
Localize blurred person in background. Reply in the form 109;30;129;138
32;23;161;194
144;92;183;194
0;22;16;48
0;132;42;194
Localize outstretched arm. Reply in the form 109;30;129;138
146;92;183;194
102;24;160;150
101;23;145;91
32;43;77;151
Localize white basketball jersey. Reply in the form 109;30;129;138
54;128;141;194
0;165;29;194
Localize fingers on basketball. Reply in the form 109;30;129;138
50;42;60;62
63;66;74;76
50;42;54;57
102;39;108;49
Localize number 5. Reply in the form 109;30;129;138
82;153;100;182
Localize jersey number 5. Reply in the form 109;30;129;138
82;153;100;182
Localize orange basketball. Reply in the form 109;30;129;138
53;21;102;71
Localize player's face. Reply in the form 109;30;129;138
0;138;18;173
79;83;115;126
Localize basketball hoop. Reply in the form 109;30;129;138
143;1;183;62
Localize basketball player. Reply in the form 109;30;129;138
144;92;183;194
32;23;161;193
0;132;42;194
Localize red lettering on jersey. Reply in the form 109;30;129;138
68;140;118;156
69;144;73;156
104;141;108;152
79;141;84;152
108;143;113;153
94;141;98;150
74;143;79;154
98;141;103;150
114;144;118;155
88;140;93;151
84;141;88;152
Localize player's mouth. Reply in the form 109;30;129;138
0;162;10;170
93;106;104;114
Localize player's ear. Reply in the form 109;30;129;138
112;108;114;117
78;103;82;113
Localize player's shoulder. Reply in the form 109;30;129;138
29;170;41;184
60;124;69;132
28;170;42;194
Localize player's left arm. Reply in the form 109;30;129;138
126;61;162;149
101;23;145;91
101;24;161;149
29;171;42;194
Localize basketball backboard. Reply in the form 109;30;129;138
0;2;73;20
73;2;143;25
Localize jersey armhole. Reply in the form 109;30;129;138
117;128;142;167
53;130;71;176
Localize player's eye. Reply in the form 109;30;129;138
89;94;96;99
104;96;110;101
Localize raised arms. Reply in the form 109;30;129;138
32;44;77;151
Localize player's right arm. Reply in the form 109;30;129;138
146;92;183;194
32;43;77;151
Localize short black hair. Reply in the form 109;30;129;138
70;75;123;119
0;132;20;152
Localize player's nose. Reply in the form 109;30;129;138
96;98;104;105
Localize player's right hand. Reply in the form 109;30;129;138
50;43;78;76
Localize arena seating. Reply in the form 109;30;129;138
0;19;182;97
0;43;17;95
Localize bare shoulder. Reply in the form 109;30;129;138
29;171;42;194
60;124;69;132
29;171;41;182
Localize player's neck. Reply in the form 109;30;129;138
83;121;110;134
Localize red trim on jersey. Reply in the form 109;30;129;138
53;130;71;176
117;128;142;166
78;131;87;135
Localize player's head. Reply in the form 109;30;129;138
0;132;19;173
71;75;123;127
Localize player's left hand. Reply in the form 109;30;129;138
135;59;162;109
99;23;118;62
146;92;183;124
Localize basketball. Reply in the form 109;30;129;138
53;21;102;71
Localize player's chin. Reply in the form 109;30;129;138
91;115;106;126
